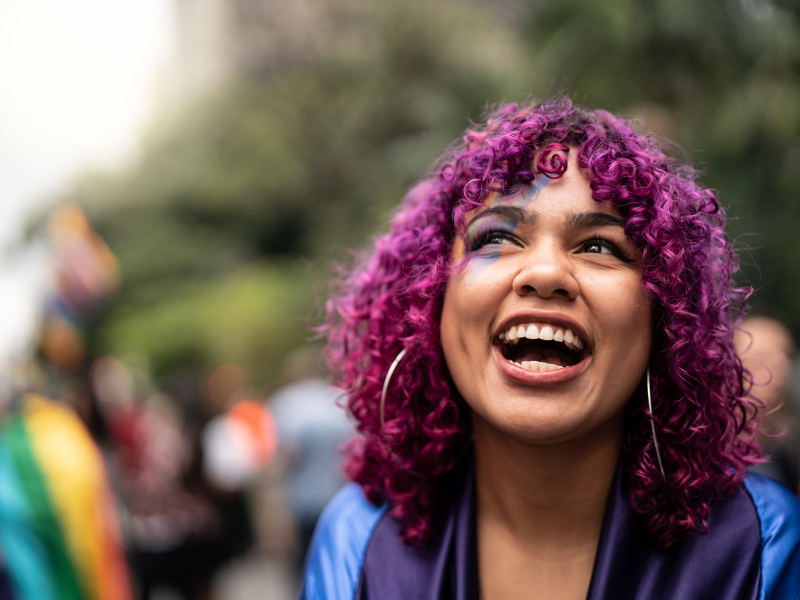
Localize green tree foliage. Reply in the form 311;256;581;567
521;0;800;319
67;0;800;385
72;0;528;385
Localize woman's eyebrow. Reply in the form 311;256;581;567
466;205;536;229
563;211;625;232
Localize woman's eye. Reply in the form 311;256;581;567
583;241;611;254
580;237;634;262
485;234;512;245
471;231;518;250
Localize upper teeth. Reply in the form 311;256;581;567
498;323;584;351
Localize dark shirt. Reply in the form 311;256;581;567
300;459;800;600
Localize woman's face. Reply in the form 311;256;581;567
440;151;652;445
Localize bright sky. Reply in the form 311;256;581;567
0;0;173;366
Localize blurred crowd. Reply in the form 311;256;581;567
0;353;351;600
0;207;352;600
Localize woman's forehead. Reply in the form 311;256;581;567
468;169;623;227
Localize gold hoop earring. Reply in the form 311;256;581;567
647;366;667;482
380;349;406;428
379;349;422;475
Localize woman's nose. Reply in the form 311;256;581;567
511;244;578;300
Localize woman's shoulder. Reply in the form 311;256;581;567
299;483;388;600
742;473;800;599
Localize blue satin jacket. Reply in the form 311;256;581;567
299;461;800;600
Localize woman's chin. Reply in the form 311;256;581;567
472;393;626;449
472;402;593;446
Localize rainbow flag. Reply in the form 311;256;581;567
0;395;131;600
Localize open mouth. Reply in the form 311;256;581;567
496;322;589;372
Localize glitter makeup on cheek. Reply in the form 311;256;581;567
464;250;500;281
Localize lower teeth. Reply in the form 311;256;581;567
509;359;564;372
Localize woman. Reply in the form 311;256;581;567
300;99;800;599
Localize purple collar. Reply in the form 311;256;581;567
357;458;761;600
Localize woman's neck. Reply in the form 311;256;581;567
473;412;622;541
473;412;623;599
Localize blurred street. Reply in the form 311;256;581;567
152;555;295;600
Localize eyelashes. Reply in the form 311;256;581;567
580;236;635;263
468;229;519;252
468;230;634;263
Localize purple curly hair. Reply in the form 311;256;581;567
323;97;761;548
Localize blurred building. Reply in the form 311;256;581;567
167;0;358;101
165;0;524;103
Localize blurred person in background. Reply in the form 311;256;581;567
0;364;132;600
269;347;352;570
119;392;219;600
737;315;800;494
0;201;134;600
109;386;255;600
